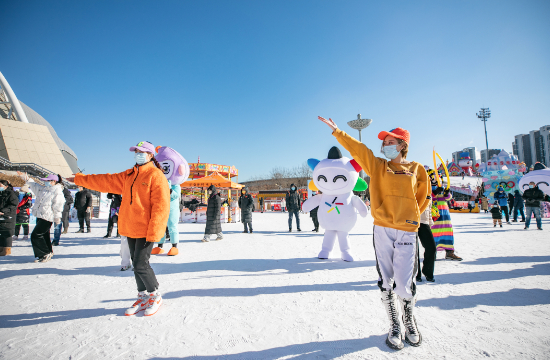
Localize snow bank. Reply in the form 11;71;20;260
1;213;549;359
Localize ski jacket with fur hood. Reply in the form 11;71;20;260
26;180;66;223
74;161;170;242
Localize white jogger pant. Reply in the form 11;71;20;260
373;225;417;299
120;236;131;267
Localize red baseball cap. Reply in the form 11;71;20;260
378;127;410;144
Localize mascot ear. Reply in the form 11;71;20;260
308;181;319;191
350;159;362;173
307;159;320;170
178;164;186;176
353;177;368;191
155;146;162;154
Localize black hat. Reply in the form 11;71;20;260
328;146;342;159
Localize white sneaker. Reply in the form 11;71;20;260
216;233;224;241
120;265;132;271
144;292;163;316
13;236;18;240
22;235;28;240
125;292;148;316
202;236;210;242
38;253;53;263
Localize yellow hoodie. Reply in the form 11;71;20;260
333;129;430;232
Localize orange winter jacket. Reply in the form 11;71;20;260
74;161;170;242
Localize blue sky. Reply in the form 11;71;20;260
2;0;549;180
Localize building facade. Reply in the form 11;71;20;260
512;125;550;168
452;147;480;165
0;71;78;177
480;149;502;164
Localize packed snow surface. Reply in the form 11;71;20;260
1;212;549;359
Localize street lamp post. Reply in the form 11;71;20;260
476;108;491;162
347;114;372;179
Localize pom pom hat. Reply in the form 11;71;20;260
378;127;410;145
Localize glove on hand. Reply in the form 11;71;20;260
433;187;444;195
444;188;450;196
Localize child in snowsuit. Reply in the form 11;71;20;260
490;201;503;227
14;191;32;240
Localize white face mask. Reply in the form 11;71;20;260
383;145;400;159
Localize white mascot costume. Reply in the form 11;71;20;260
302;146;369;262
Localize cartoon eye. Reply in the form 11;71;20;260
317;175;328;182
333;175;347;183
536;181;549;187
522;184;530;189
162;165;170;174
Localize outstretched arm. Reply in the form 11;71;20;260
301;195;322;213
74;172;127;194
351;195;369;217
318;116;383;175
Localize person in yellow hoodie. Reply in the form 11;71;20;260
318;116;429;351
67;141;170;317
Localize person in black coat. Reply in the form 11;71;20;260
238;187;254;233
0;180;19;256
15;187;32;239
104;193;122;238
203;185;223;242
309;192;320;232
507;192;515;216
61;187;73;234
286;183;302;232
512;189;525;222
74;186;93;233
489;201;503;228
522;182;545;230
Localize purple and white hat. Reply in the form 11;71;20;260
40;174;60;182
129;141;155;154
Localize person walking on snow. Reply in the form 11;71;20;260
286;183;302;232
74;186;93;233
104;193;122;238
522;182;544;230
494;186;510;224
416;191;436;282
52;182;71;246
16;173;66;262
429;171;462;261
14;186;32;240
481;196;489;213
512;190;525;222
310;192;320;232
507;192;515;217
0;180;19;256
67;141;170;317
318;116;430;350
490;201;503;227
203;185;223;241
61;185;73;234
238;187;254;233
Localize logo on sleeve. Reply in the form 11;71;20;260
406;220;419;226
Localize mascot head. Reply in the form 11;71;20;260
307;146;367;195
155;146;189;185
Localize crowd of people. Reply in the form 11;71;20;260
0;118;547;351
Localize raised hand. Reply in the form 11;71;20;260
16;171;29;182
65;174;77;182
318;116;338;131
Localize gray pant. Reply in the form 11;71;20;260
288;210;300;230
127;237;158;292
525;206;542;229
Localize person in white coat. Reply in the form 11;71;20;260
17;172;66;263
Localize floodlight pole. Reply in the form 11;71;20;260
347;114;372;180
476;108;491;162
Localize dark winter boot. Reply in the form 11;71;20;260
381;290;404;350
400;296;422;346
87;228;91;233
76;229;84;233
116;230;120;238
104;229;112;238
445;250;463;261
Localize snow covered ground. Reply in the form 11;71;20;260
1;212;550;359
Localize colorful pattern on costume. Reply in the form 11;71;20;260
431;192;454;251
302;146;369;262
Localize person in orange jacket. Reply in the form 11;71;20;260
68;141;170;317
318;116;429;351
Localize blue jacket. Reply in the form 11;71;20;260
494;190;508;207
